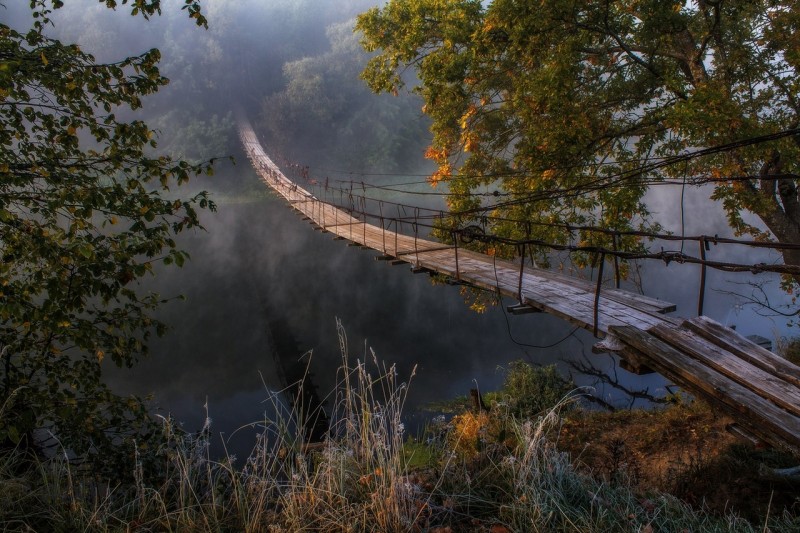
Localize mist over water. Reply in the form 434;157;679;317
11;0;795;458
104;194;584;457
642;185;794;337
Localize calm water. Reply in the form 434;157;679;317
104;194;596;457
104;184;790;459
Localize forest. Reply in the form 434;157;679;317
1;1;799;531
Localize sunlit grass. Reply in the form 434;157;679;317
1;330;798;531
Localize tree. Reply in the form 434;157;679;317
0;0;211;469
259;19;430;174
357;0;800;285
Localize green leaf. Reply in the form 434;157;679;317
0;0;216;474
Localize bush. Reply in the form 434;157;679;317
500;361;574;419
778;336;800;365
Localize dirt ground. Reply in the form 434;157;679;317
557;401;800;521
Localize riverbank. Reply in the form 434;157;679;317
1;357;798;531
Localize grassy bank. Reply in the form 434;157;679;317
2;328;798;531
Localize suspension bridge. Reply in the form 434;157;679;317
238;118;800;456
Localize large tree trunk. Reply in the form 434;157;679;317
757;166;800;286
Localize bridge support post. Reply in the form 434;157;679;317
698;237;708;316
451;230;460;281
517;244;525;304
594;254;605;338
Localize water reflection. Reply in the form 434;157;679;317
104;194;585;458
103;184;793;460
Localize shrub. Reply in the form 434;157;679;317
778;336;800;365
500;361;574;419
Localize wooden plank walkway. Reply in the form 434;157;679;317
239;119;800;456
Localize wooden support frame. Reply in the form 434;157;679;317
506;303;542;315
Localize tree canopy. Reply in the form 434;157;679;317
0;0;212;468
357;0;800;284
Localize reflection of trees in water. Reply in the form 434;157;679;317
268;317;329;443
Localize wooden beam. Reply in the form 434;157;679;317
610;325;800;455
506;303;542;315
651;322;800;418
684;316;800;388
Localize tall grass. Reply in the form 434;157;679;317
1;327;798;531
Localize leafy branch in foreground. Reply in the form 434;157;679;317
0;0;212;471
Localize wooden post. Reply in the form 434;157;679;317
594;253;605;338
348;192;354;242
319;193;324;226
611;234;621;289
517;243;525;303
413;207;420;266
361;196;367;245
452;229;461;280
698;237;708;316
379;201;386;254
396;205;402;257
470;388;488;412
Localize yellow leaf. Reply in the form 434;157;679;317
41;52;48;65
464;134;478;152
96;350;104;363
428;163;451;188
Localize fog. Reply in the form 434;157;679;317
7;0;795;457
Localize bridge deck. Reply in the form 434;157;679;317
239;120;800;456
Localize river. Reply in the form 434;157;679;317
101;160;795;462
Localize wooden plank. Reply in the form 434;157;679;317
464;250;675;319
603;288;677;314
515;277;653;332
240;119;673;337
592;334;656;374
521;266;676;315
610;325;800;455
685;316;800;388
472;251;676;314
651;323;800;418
507;303;542;315
396;245;455;256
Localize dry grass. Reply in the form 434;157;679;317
1;340;799;531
